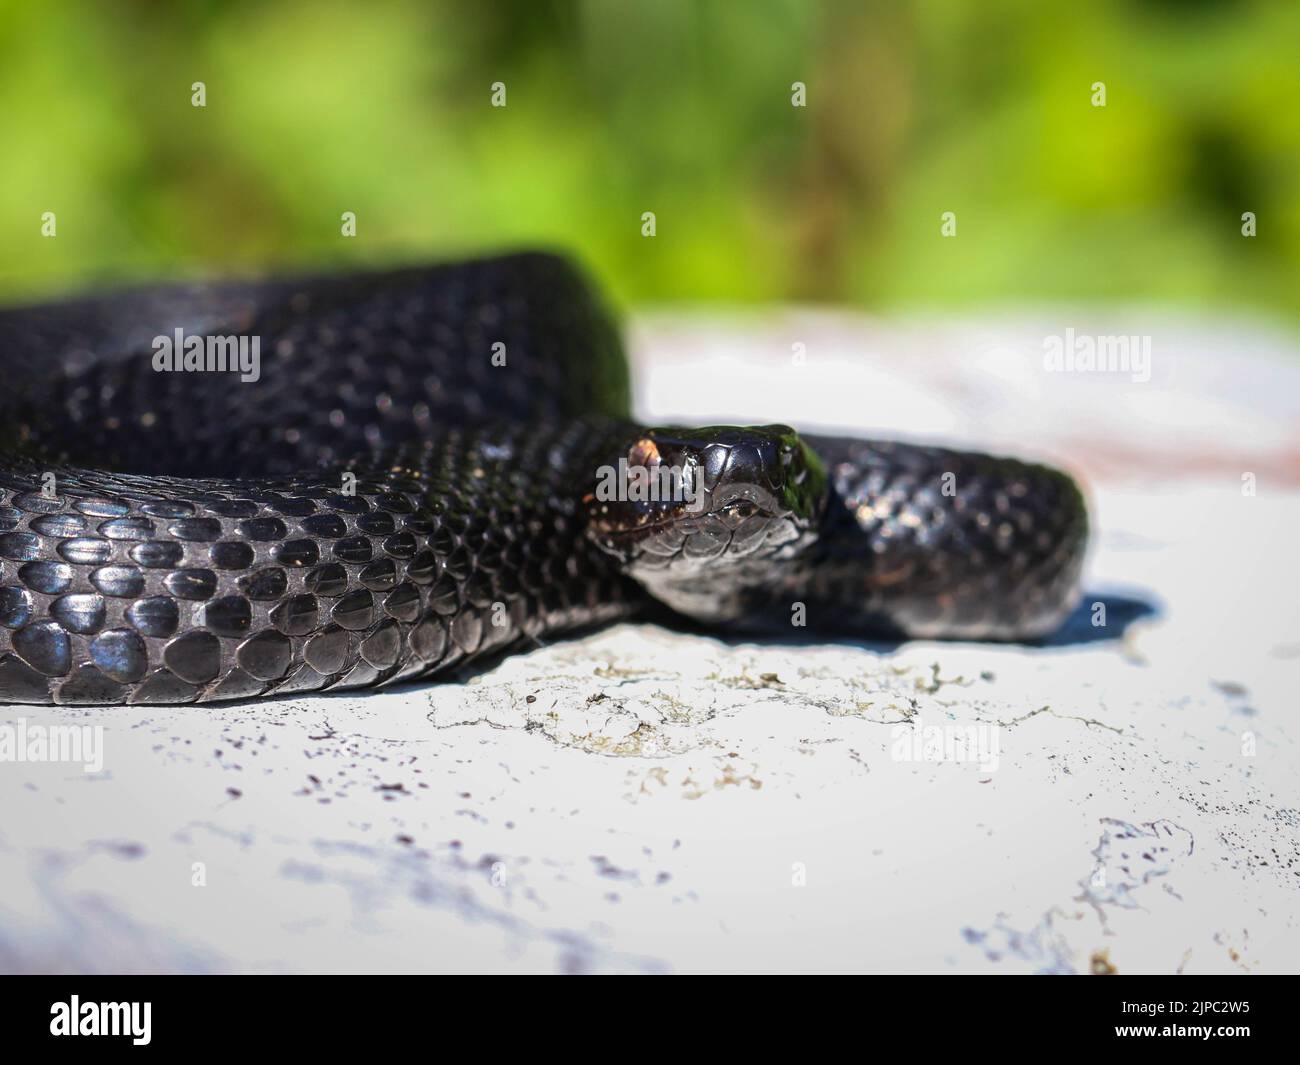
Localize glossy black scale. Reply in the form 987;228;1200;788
0;255;637;703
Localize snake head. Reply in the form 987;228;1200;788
584;424;827;620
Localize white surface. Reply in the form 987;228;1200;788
2;309;1298;974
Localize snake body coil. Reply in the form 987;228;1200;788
0;253;1087;705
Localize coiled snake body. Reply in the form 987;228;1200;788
0;253;1087;705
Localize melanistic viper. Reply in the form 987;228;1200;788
0;253;1087;705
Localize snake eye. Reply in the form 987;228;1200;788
628;438;660;468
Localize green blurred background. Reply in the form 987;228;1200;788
2;0;1296;316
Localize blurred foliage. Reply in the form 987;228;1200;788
1;0;1296;316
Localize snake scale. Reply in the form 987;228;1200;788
0;252;1087;705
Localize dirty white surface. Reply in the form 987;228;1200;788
2;309;1298;974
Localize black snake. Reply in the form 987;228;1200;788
0;253;1087;705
